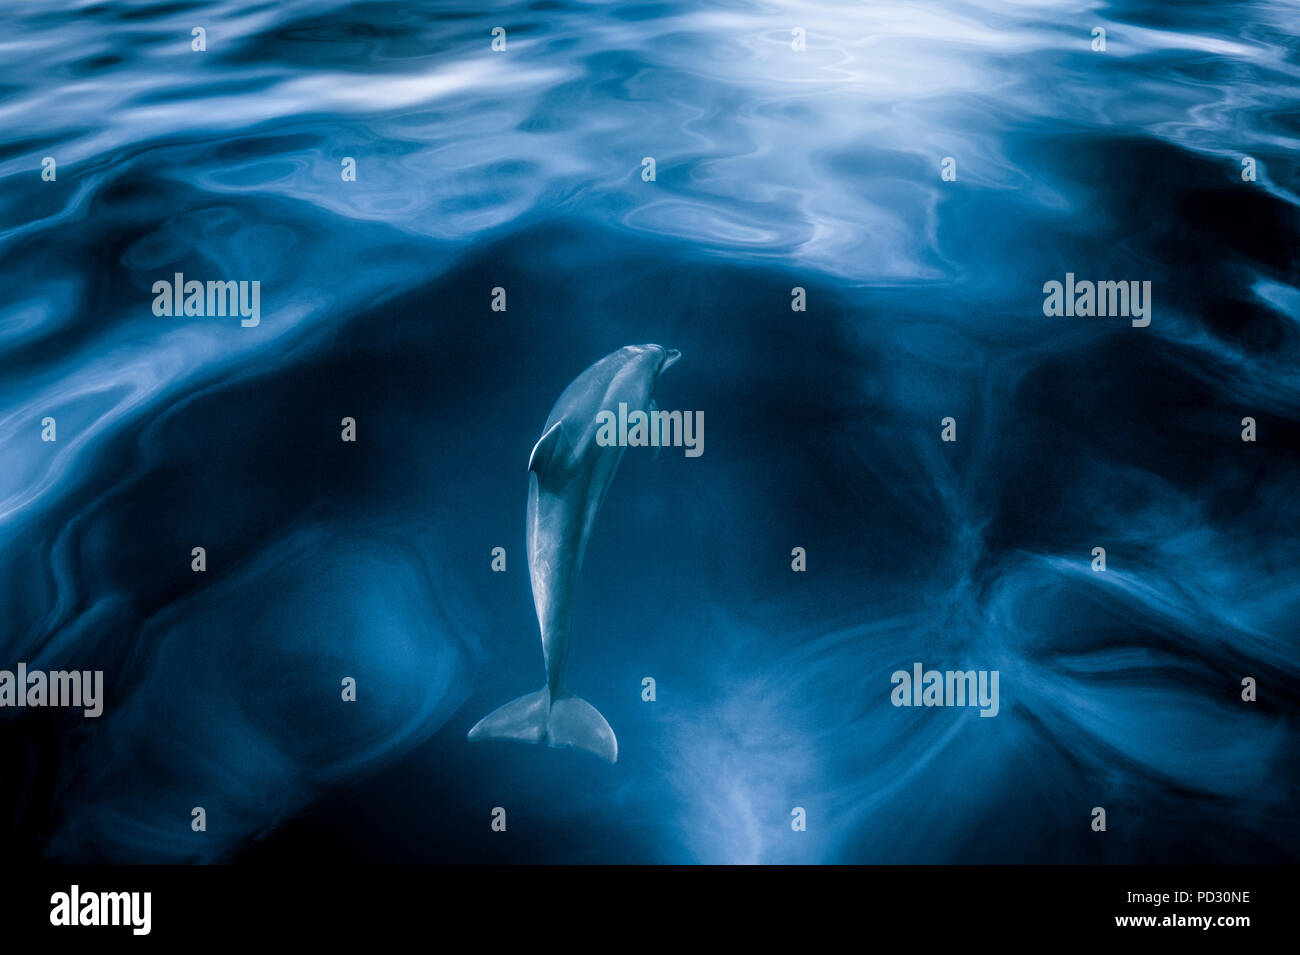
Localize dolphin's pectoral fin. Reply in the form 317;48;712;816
528;420;564;475
548;694;618;763
467;687;550;745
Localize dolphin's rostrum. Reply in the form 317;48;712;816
467;344;681;763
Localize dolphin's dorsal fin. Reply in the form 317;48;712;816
528;420;564;475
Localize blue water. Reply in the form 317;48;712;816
1;0;1297;864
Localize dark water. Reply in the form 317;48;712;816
1;0;1297;863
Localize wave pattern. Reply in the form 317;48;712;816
0;0;1297;862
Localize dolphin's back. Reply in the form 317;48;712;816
541;348;646;468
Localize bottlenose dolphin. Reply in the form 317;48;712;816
467;344;681;763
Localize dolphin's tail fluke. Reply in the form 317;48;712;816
547;694;618;763
467;686;618;763
466;687;550;746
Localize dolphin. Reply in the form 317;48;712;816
467;344;681;763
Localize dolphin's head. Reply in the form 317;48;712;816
632;343;681;377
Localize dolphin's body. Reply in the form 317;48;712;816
467;344;681;763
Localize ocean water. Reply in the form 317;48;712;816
0;0;1297;864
